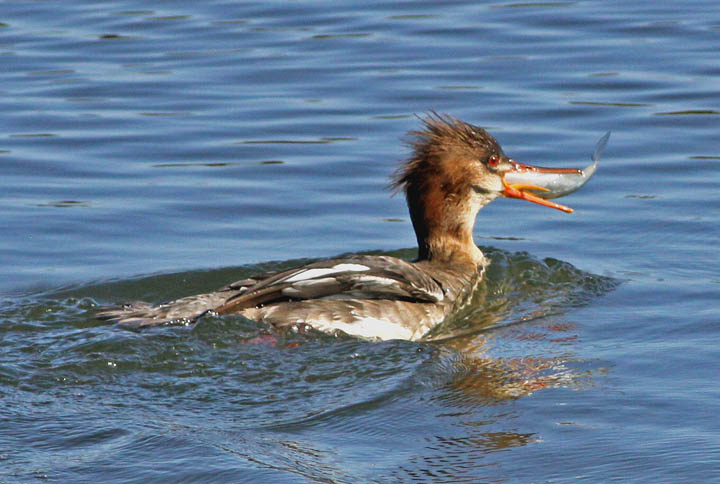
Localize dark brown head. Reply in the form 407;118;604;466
392;113;508;200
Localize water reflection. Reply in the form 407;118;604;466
374;248;616;480
425;247;615;401
439;322;589;403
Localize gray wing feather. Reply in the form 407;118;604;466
216;255;443;314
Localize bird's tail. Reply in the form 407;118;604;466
97;292;230;328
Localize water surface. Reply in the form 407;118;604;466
2;1;719;482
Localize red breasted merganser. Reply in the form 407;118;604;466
99;113;605;340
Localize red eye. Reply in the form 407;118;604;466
488;155;499;167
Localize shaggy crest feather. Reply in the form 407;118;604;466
390;111;501;194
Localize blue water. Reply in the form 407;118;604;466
2;1;720;482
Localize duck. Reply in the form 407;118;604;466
98;112;601;341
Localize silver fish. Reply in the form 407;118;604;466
504;131;610;201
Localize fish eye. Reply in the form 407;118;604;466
487;154;499;167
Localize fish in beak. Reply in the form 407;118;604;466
502;131;610;213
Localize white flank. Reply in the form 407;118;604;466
284;263;369;282
318;317;414;341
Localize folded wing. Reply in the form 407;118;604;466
98;255;445;328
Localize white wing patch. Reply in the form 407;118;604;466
353;275;398;286
356;275;443;301
281;277;338;297
284;263;370;283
